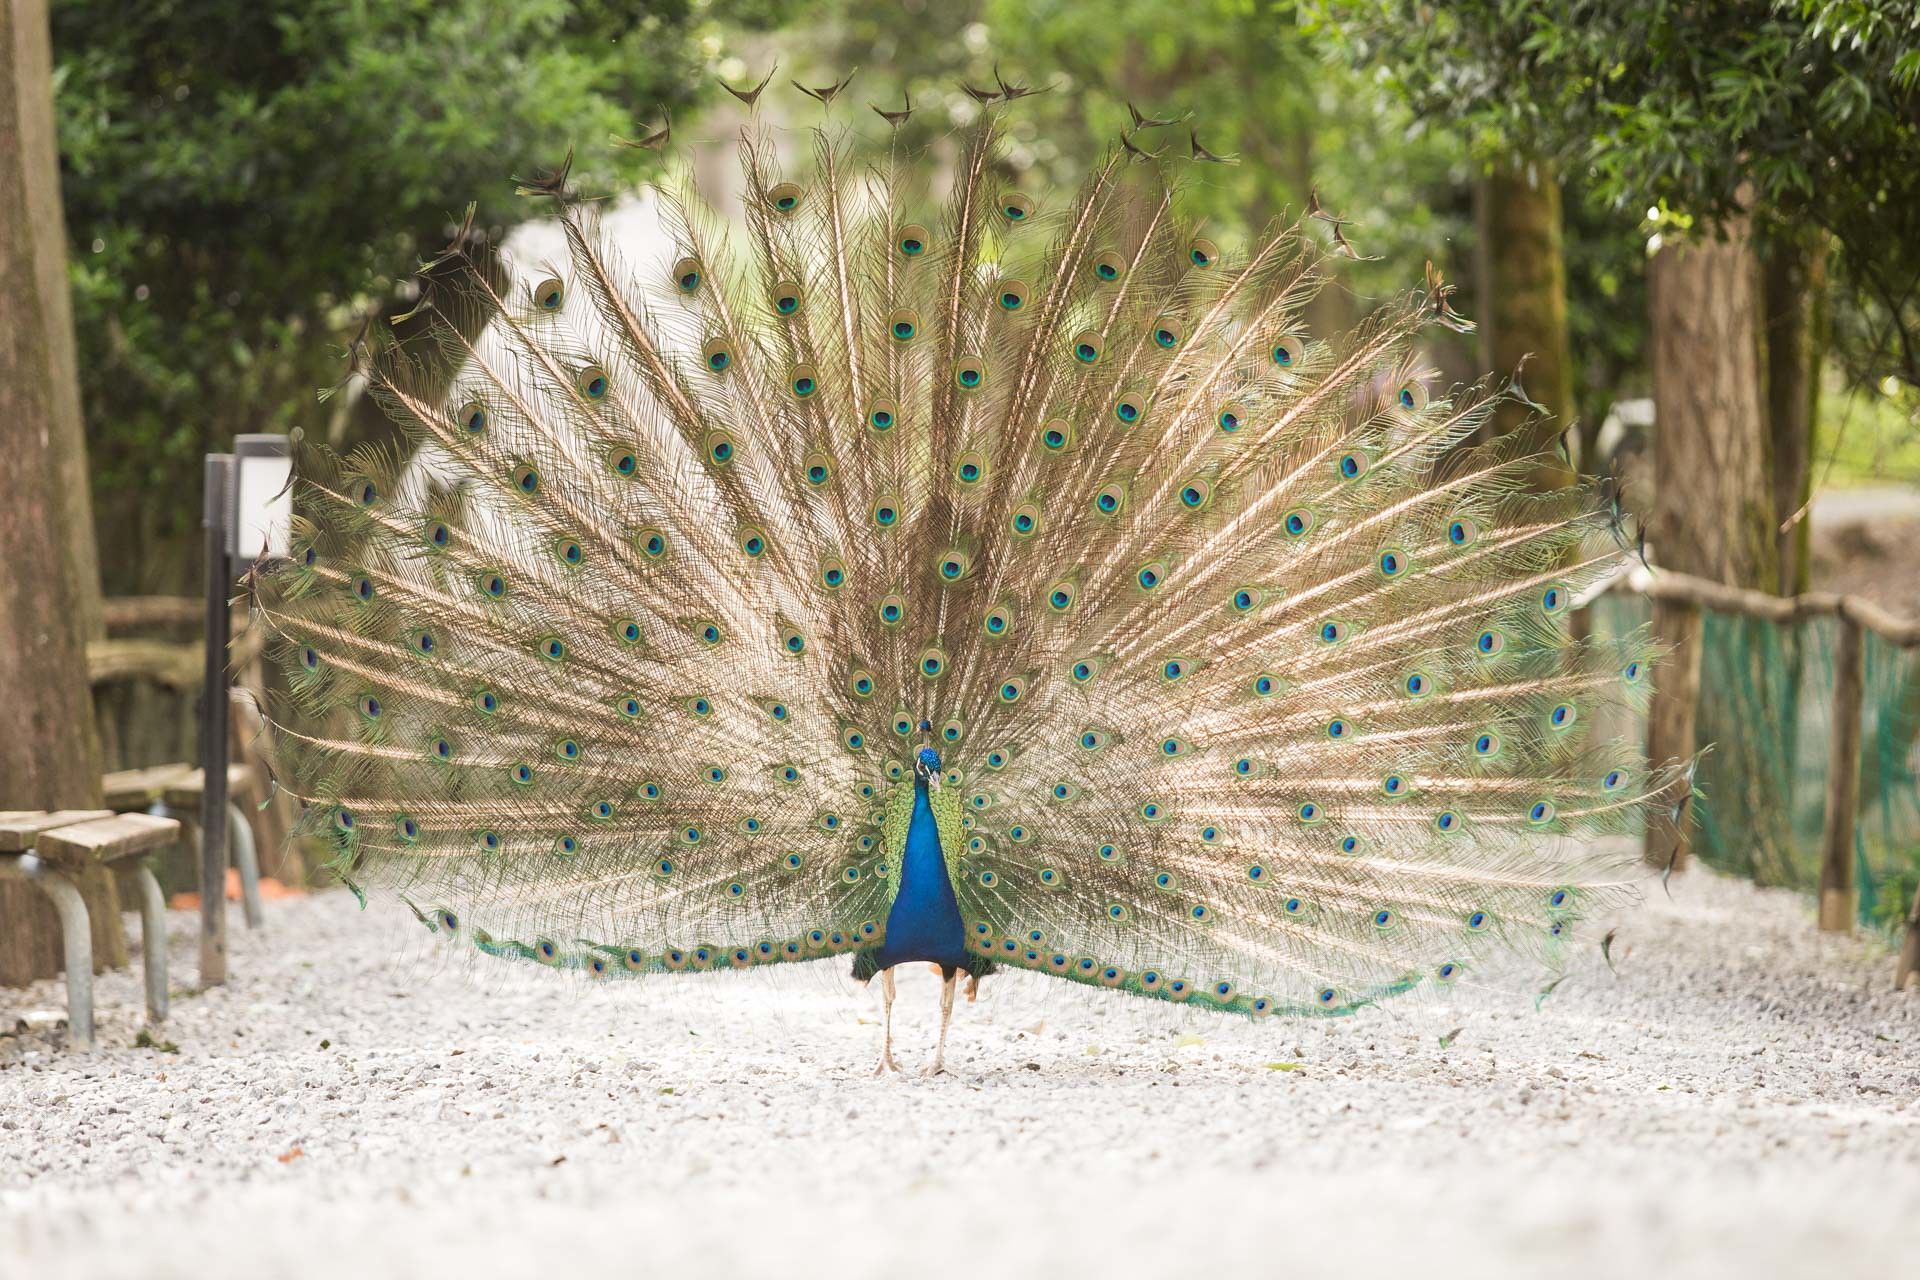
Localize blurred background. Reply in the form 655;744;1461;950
3;0;1918;983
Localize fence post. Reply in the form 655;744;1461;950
1818;615;1864;933
1647;598;1704;869
1897;880;1920;991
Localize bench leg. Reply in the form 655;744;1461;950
14;856;95;1050
117;861;170;1023
227;800;263;930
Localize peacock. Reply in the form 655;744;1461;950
259;79;1666;1075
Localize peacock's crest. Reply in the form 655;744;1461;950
259;89;1664;1022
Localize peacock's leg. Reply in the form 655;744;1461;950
874;967;900;1075
927;969;959;1076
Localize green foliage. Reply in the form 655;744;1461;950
54;0;786;590
1310;0;1920;390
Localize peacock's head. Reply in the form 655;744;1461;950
914;745;942;783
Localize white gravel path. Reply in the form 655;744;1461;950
2;866;1917;1279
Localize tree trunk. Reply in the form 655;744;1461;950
1762;233;1827;596
0;0;124;984
1645;214;1777;870
1474;156;1574;491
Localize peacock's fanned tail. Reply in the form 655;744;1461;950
260;107;1665;1014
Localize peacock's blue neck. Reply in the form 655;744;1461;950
874;779;968;969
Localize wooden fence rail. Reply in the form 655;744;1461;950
1608;566;1920;988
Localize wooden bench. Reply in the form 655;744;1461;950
0;810;179;1050
99;762;262;929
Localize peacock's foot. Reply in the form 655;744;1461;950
874;1052;901;1076
922;1060;948;1078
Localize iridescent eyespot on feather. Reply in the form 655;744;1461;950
1161;658;1190;683
1623;660;1645;683
1318;619;1351;645
998;677;1027;704
554;536;584;567
1230;587;1262;613
739;528;767;559
1283;508;1314;537
1111;392;1144;424
1284;897;1307;917
1071;331;1104;365
408;629;438;657
1077;729;1109;752
1475;629;1506;656
1447;516;1479;547
896;224;930;258
867;398;898;432
1178;479;1211;511
888;308;919;342
636;527;667;558
954;358;986;391
767;181;803;213
348;476;377;507
552;834;579;858
1001;191;1035;222
686;696;712;717
1188;237;1219;268
1403;671;1432;698
977;870;998;887
1097;843;1121;863
872;496;901;529
983;604;1013;637
1434;810;1461;833
458;400;487;434
1381;774;1408;797
1011;502;1043;537
1093;483;1127;516
1139;800;1168;823
1151;316;1186;350
1047;580;1078;613
1340;834;1362;854
789;364;819;399
553;738;582;763
998;278;1029;311
1602;768;1629;792
1395;381;1429;411
1378;549;1408;577
1092;250;1125;283
1296;801;1324;824
1253;673;1282;697
1473;732;1500;758
1068;657;1098;684
1325;717;1349;739
1547;703;1577;730
537;636;566;662
1107;903;1131;922
510;763;535;787
1541;584;1569;614
1271;335;1305;367
575;365;610;402
1338;451;1370;481
532;276;564;312
849;670;876;698
1137;563;1165;591
704;430;737;467
701;336;734;373
1528;800;1557;825
672;256;703;293
421;519;451;552
606;446;639;479
299;646;321;672
779;627;805;655
819;557;848;590
892;712;914;737
803;452;833;488
954;452;987;487
942;719;964;743
986;749;1010;769
1547;886;1574;913
1038;419;1073;454
1436;962;1462;983
918;647;947;679
1466;908;1490;931
877;593;906;625
473;689;499;715
1216;402;1245;434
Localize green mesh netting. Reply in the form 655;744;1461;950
1590;594;1920;927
